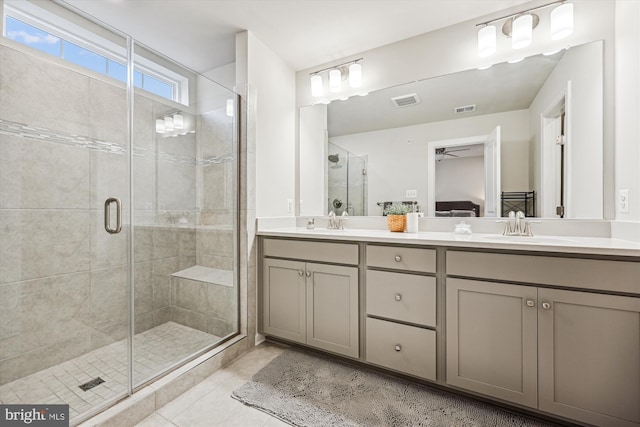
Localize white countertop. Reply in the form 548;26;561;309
257;227;640;258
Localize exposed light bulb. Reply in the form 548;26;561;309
329;69;342;93
508;58;524;63
310;74;323;97
477;25;496;57
477;64;493;70
550;2;573;40
512;14;533;49
348;63;362;88
543;49;562;56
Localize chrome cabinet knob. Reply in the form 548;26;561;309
394;255;401;262
395;294;402;301
526;299;535;307
306;271;312;277
395;345;401;352
298;270;304;276
541;302;551;310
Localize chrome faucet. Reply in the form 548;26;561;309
498;211;538;236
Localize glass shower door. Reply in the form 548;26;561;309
0;14;131;422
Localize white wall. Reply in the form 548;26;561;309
299;104;327;215
529;41;603;219
331;109;529;216
295;0;616;219
238;31;296;217
436;156;485;213
615;0;640;223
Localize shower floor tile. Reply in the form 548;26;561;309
0;322;219;420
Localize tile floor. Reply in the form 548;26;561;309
0;322;219;421
134;342;288;427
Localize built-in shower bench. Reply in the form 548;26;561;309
171;265;233;287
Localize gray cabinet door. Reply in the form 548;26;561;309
306;263;359;358
263;258;306;344
538;288;640;427
446;278;538;408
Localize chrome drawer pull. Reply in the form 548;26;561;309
395;294;402;301
541;302;552;310
298;270;304;276
395;345;401;352
306;271;312;277
526;299;535;307
394;255;401;262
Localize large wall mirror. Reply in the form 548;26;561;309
299;40;603;219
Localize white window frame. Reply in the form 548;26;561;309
2;1;189;105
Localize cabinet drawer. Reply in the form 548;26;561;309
366;270;435;327
366;317;436;381
367;245;436;273
263;238;358;265
447;251;640;295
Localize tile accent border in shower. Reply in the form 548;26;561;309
0;118;234;166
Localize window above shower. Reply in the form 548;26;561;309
2;0;191;105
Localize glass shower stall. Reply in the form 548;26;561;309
0;1;240;423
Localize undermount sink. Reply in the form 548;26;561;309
481;235;578;244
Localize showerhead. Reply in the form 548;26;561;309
328;154;340;164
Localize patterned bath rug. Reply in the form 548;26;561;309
232;349;558;427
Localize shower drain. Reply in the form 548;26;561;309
79;377;105;391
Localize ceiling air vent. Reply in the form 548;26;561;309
454;104;476;114
391;93;421;108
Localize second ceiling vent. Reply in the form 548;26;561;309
391;93;421;108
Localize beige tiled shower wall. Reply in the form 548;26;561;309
0;44;237;385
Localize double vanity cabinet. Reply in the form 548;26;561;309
258;232;640;427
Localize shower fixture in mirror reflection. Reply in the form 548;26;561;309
299;40;604;219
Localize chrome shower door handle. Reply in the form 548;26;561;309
104;197;122;234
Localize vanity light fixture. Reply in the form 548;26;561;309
550;2;573;40
310;74;323;97
309;58;363;97
512;14;533;49
476;1;573;57
348;63;362;88
477;25;496;58
329;69;342;93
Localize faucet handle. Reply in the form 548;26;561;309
522;220;542;236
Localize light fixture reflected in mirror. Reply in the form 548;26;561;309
173;114;184;129
155;112;194;137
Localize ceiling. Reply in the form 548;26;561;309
61;0;531;73
326;50;565;137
